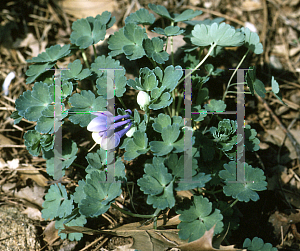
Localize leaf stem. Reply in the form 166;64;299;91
93;44;97;58
222;48;250;101
177;43;217;87
81;49;90;68
111;203;159;218
117;97;127;110
170;21;175;66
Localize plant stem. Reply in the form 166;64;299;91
170;21;175;66
222;48;250;101
171;89;176;117
177;43;217;87
93;44;97;58
176;92;183;116
81;49;90;68
111;203;159;218
72;162;86;170
117;97;127;110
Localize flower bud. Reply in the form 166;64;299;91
137;91;150;111
126;126;137;137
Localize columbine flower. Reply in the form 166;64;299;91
87;109;132;150
137;91;150;111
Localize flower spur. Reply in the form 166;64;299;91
87;109;132;150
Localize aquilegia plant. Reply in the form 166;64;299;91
12;4;282;249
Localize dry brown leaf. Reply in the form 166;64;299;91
18;165;48;187
177;225;245;251
0;133;16;146
62;224;181;251
241;0;262;11
2;183;45;207
264;129;300;160
43;221;59;245
22;207;42;221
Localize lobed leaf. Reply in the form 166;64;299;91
70;12;115;49
79;170;122;217
176;195;223;242
143;37;169;64
241;27;263;54
42;183;74;220
124;130;149;161
153;26;184;36
68;90;107;127
108;23;148;60
191;22;245;47
219;161;268;202
45;139;78;177
243;237;278;251
61;59;91;80
138;157;175;210
125;8;155;25
27;44;70;63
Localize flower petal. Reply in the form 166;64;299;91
101;134;120;150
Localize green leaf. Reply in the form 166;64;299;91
271;76;279;94
173;9;203;22
204;99;226;112
150;124;186;156
16;81;52;121
61;59;91;80
219;161;268;202
153;26;184;36
70;12;115;49
241;27;263;54
148;3;172;20
68;90;107;127
124;130;149;161
91;56;127;98
108;23;148;60
45;139;78;177
85;147;109;171
42;183;74;220
152;113;171;133
243;237;278;251
149;92;172;110
24;131;54;157
164;154;211;190
125;8;155;25
191;22;245;47
127;67;158;92
245;124;260;152
40;134;54;151
10;110;23;124
191;105;207;122
24;130;42;156
25;62;56;84
176;195;223;242
73;180;86;204
137;157;175;210
15;82;67;133
56;214;87;241
160;65;183;93
246;66;266;98
79;170;122;217
271;76;286;105
36;103;68;134
143;37;169;64
27;44;70;63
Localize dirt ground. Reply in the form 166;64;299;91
1;0;300;250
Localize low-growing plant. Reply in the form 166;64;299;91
12;4;283;250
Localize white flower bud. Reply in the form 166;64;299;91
126;126;136;137
137;91;150;111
